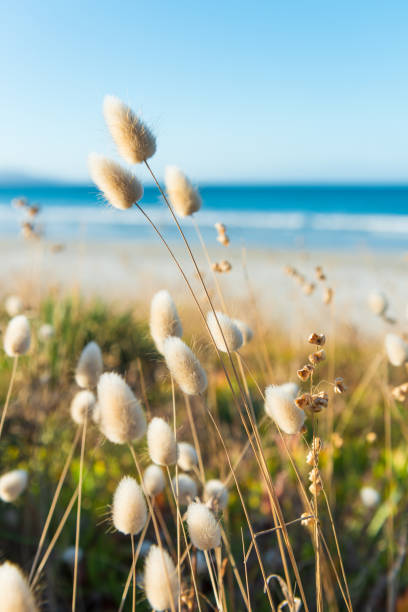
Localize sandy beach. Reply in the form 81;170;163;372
1;236;406;336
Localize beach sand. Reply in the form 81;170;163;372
1;236;406;337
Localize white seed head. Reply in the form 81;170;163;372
360;486;380;508
279;382;299;400
103;95;156;164
97;372;146;444
0;469;28;502
150;290;182;353
385;333;408;366
164;166;202;217
4;315;31;357
0;562;38;611
144;545;179;611
172;474;198;505
112;476;147;535
233;319;253;346
368;291;388;316
203;479;229;511
143;464;166;497
265;384;305;434
207;311;243;353
38;323;55;340
147;418;178;466
75;341;103;389
89;153;143;210
70;390;96;425
186;502;221;550
177;442;198;472
163;337;207;396
5;295;23;317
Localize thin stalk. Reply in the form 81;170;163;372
72;414;88;612
133;197;298;608
131;534;136;612
171;375;182;612
0;355;19;440
204;549;223;611
184;394;205;482
128;445;178;612
165;466;203;612
118;517;151;612
29;426;81;584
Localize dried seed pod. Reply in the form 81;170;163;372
297;364;314;381
295;393;313;410
334;377;347;394
311;391;328;412
303;282;315;296
308;349;326;365
309;481;322;496
323;287;334;305
308;333;326;346
315;266;326;281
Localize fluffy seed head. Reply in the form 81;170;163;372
172;474;198;505
112;476;147;535
233;319;253;346
0;469;28;502
150;290;182;353
70;390;96;425
368;291;388;316
207;311;243;353
89;153;143;210
164;166;202;217
0;562;38;611
103;95;156;164
385;333;408;367
4;315;31;357
39;323;55;340
203;479;229;511
265;384;305;434
75;341;103;389
360;486;380;508
97;372;146;444
147;418;178;466
163;337;207;395
5;295;23;317
143;464;166;497
186;502;221;550
177;442;198;472
144;545;179;611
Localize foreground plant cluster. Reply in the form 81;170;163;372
0;97;407;611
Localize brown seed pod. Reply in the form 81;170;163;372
308;333;326;346
334;377;347;394
297;364;314;381
323;287;334;305
303;282;315;296
308;349;326;365
295;393;313;410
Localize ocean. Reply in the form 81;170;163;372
0;184;407;250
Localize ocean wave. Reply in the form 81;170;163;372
1;205;408;235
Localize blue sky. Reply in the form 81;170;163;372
1;0;407;184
